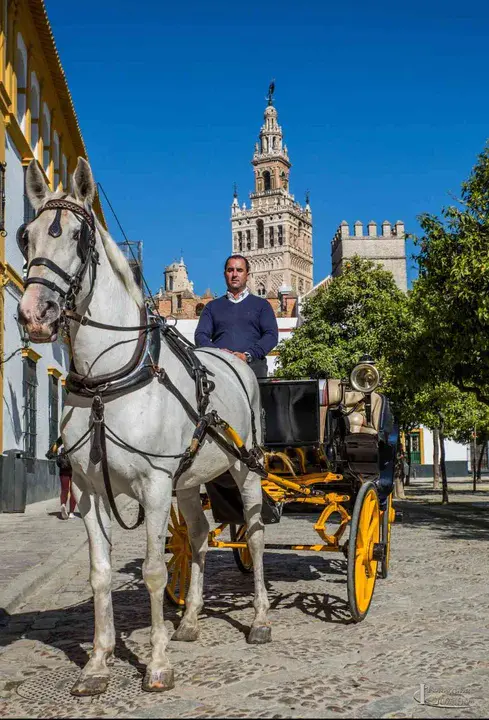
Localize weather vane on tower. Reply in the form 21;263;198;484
267;80;275;106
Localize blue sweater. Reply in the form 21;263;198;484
194;294;279;359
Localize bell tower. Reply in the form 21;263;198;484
230;84;313;297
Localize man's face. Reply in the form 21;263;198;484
225;258;248;294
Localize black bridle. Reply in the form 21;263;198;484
17;198;99;314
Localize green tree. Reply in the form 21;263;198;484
276;257;416;498
412;144;489;404
276;256;411;389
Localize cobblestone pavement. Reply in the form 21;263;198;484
1;478;489;718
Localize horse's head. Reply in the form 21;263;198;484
18;157;97;343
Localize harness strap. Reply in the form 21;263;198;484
24;276;68;297
99;418;145;530
27;257;72;284
65;310;164;332
196;348;260;451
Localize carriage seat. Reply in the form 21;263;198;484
319;379;384;443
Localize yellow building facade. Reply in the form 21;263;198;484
0;1;100;504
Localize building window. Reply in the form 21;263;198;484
177;294;182;310
48;373;59;448
269;226;274;247
61;155;68;189
278;225;283;245
238;231;243;252
52;132;60;190
15;34;27;131
246;230;251;250
195;303;204;317
257;219;264;249
263;171;271;191
30;72;40;158
42;103;51;175
23;357;38;458
257;284;266;297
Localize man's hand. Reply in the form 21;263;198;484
233;352;247;362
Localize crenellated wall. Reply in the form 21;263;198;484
331;220;407;292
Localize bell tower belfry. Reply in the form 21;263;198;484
230;84;313;297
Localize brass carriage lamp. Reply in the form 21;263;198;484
350;355;380;394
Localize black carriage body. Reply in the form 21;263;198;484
205;378;398;524
258;378;320;447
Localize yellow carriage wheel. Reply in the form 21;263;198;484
379;494;395;579
347;481;381;622
230;524;254;574
165;504;191;607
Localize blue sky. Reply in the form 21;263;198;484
46;0;489;296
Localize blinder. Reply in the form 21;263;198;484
16;223;29;260
75;219;91;262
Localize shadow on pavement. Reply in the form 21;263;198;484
0;549;351;676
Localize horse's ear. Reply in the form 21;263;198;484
26;159;50;210
73;157;95;205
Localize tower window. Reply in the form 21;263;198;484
269;226;274;248
278;225;283;245
238;231;243;252
246;229;251;250
168;276;174;291
195;303;204;317
177;295;182;310
257;219;264;249
263;171;271;192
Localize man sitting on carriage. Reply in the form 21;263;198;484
195;254;278;378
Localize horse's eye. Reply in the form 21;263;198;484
73;229;80;241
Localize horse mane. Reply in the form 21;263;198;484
95;218;144;308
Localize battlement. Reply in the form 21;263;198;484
330;219;407;292
331;220;405;252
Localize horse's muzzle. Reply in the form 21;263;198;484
18;290;61;343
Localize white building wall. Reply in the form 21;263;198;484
3;285;25;451
5;135;25;271
422;426;466;463
3;131;69;459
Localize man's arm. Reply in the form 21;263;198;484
194;303;215;347
247;301;279;359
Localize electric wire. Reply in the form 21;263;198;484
96;182;162;320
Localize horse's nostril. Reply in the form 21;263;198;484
38;300;58;321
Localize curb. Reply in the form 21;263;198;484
2;497;133;616
2;526;89;616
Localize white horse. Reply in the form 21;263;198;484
18;158;271;696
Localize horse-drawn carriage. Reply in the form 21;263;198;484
166;355;398;623
17;157;399;692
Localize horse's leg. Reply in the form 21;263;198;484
172;485;209;642
71;486;115;696
231;466;271;644
142;489;175;692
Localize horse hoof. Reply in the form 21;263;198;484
70;674;110;697
142;668;175;692
247;625;272;645
172;624;199;642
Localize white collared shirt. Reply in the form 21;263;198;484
226;287;250;304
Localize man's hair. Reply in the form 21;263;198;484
224;254;250;273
